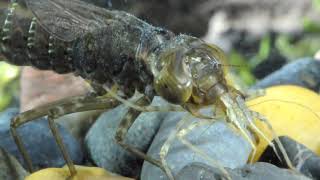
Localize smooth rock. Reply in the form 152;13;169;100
177;161;231;180
141;109;252;180
259;136;320;180
0;147;29;180
0;108;83;169
252;58;320;92
177;162;310;180
85;97;167;178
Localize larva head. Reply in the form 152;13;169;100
185;42;229;105
154;39;229;106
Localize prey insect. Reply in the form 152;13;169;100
0;0;294;179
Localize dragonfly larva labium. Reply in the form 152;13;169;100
0;0;294;179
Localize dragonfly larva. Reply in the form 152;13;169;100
0;0;294;179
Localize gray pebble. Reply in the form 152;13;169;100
85;97;167;177
259;136;320;180
56;110;103;148
177;162;311;180
252;58;320;92
0;108;83;169
141;108;252;180
0;147;29;180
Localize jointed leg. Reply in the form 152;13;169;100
114;95;167;175
234;96;292;167
224;100;258;164
10;95;120;175
47;112;76;176
10;125;34;172
233;96;276;163
175;116;231;180
231;119;257;163
159;114;231;180
159;114;193;180
243;89;266;101
104;86;184;112
175;120;231;180
250;111;294;169
105;85;219;120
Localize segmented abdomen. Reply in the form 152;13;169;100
0;1;175;98
0;1;74;74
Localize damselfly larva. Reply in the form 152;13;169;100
0;0;294;179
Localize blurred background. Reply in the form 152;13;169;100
0;0;320;110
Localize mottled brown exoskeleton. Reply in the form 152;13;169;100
0;0;294;179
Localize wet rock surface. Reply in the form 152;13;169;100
260;136;320;180
0;147;28;180
85;97;167;178
141;108;251;180
177;162;310;180
252;58;320;92
0;108;83;169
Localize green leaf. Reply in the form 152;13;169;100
313;0;320;12
303;18;320;33
228;51;256;86
248;35;270;68
0;62;20;111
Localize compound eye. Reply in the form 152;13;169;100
154;51;193;104
154;73;192;104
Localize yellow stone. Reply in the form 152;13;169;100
26;165;134;180
246;85;320;161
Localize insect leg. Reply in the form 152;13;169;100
250;111;294;169
10;123;34;172
231;118;257;163
159;114;193;180
10;95;120;174
114;95;167;175
243;89;266;101
234;96;284;163
87;81;109;97
223;95;274;164
222;96;258;163
160;114;231;180
175;119;231;180
183;103;218;120
104;86;185;112
47;111;77;176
